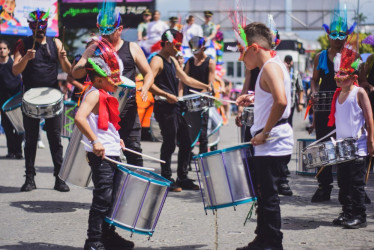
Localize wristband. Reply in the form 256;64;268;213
299;102;305;105
90;140;99;145
263;131;271;137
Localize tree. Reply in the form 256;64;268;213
353;12;367;25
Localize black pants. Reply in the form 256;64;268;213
337;157;367;217
314;111;335;188
1;111;23;155
154;101;190;180
118;97;143;167
252;155;290;248
23;113;63;176
198;109;209;154
86;152;120;241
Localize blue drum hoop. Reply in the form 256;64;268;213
116;165;171;187
2;91;22;112
104;218;155;236
193;144;250;159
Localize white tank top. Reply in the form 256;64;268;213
82;86;121;156
335;86;367;156
250;56;294;156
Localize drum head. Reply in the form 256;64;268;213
120;76;136;88
2;91;22;111
23;88;62;105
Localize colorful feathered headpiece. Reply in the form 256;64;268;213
333;34;361;80
25;9;50;23
86;38;124;86
267;14;281;49
189;36;206;53
161;29;183;51
322;3;356;40
97;1;122;35
228;1;248;60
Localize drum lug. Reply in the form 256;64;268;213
233;206;236;211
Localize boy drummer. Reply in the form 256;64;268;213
327;39;373;229
236;22;293;250
74;38;134;250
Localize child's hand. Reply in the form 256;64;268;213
367;140;374;156
120;139;125;149
93;142;105;159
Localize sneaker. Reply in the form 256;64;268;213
311;185;332;202
102;226;134;249
5;153;15;159
164;177;182;192
176;178;199;190
84;240;106;250
344;216;367;229
278;183;293;196
333;212;352;226
54;177;70;192
14;153;24;159
37;140;45;149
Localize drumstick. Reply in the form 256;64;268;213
80;140;155;171
315;165;326;178
121;146;166;164
189;89;237;105
32;19;39;50
239;136;280;146
365;155;372;184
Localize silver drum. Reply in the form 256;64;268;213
22;87;64;119
182;93;214;112
105;166;170;236
302;141;337;169
313;91;335;112
2;91;24;134
112;79;136;112
59;126;92;187
207;107;223;147
241;105;254;127
193;144;256;211
335;138;358;163
61;100;77;138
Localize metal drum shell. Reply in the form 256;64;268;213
183;93;214;112
22;88;64;119
193;144;256;210
207;107;223;147
241;106;254;127
112;82;136;112
59;126;92;187
105;166;170;236
61;100;77;138
2;91;24;134
335;138;358;164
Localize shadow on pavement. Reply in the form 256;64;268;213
0;185;21;193
10;200;90;213
0;242;81;249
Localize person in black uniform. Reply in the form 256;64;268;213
0;39;23;159
149;29;210;191
183;36;215;154
73;7;154;167
12;9;71;192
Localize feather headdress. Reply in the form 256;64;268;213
322;3;356;40
97;1;122;35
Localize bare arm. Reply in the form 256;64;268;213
72;43;96;79
358;55;374;92
357;87;374;155
67;60;85;91
130;42;154;101
12;40;35;75
55;38;71;73
174;57;209;91
310;53;321;95
208;58;216;89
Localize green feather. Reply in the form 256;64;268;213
88;58;107;77
214;99;223;108
43;9;50;20
238;24;248;46
351;58;360;70
29;13;36;21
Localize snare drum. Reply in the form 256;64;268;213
22;87;64;119
313;91;335;112
335;138;358;163
105;166;171;236
2;91;24;134
182;93;214;112
302;140;337;169
207;107;223;147
241;105;254;127
59;126;92;187
297;139;320;175
112;78;136;112
61;100;77;138
193;144;256;211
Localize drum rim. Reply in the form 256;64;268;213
105;218;154;236
297;138;316;142
204;197;257;210
117;165;171;186
63;100;78;106
2;91;22;112
22;96;63;107
193;144;250;159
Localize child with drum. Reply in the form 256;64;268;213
74;38;134;250
326;38;374;229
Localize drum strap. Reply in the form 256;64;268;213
254;118;288;136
